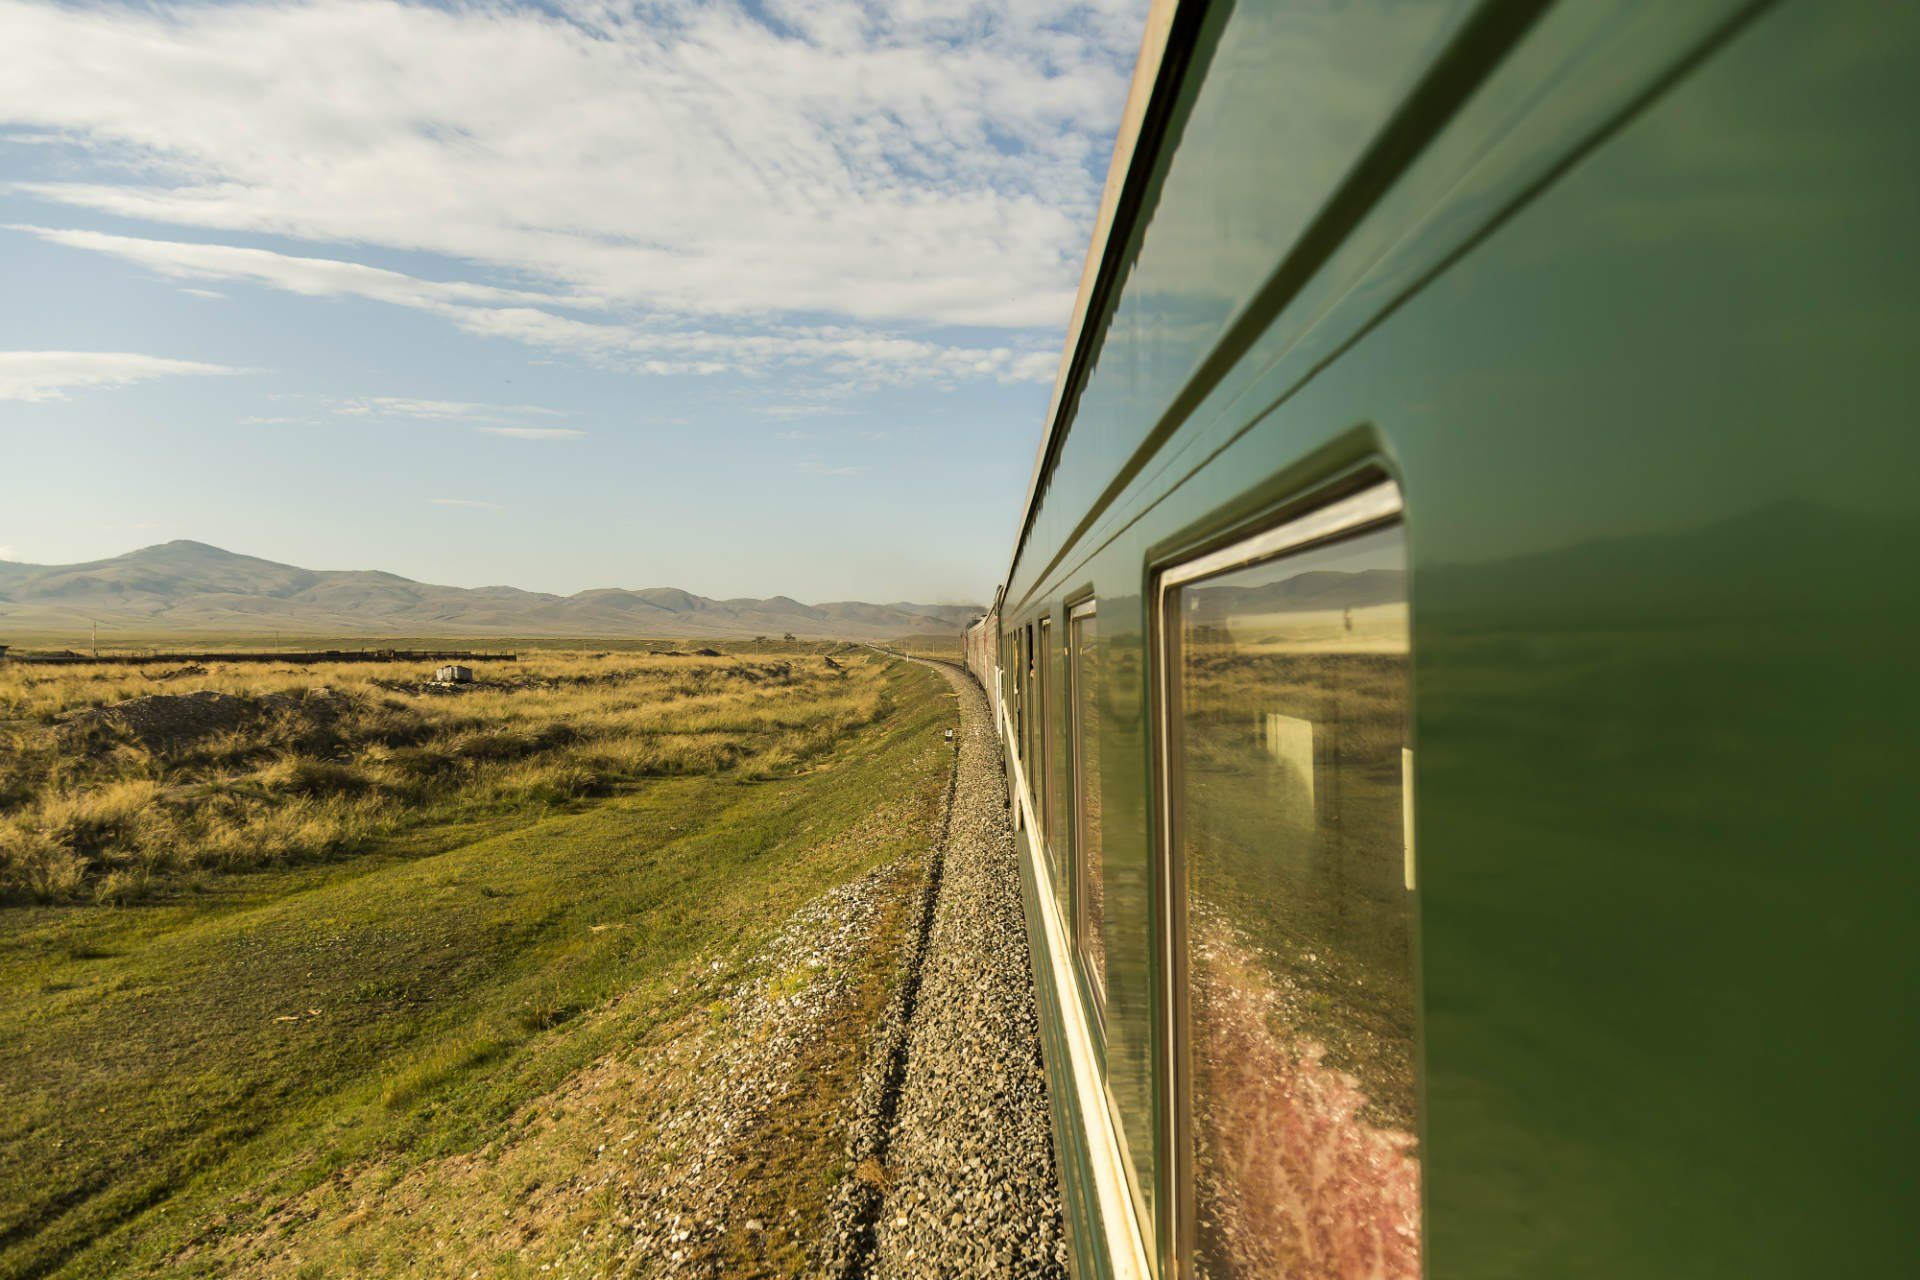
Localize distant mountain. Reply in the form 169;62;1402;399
0;541;982;640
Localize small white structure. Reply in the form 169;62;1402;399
435;664;474;684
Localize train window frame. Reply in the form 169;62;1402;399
1150;476;1412;1279
1066;597;1106;1025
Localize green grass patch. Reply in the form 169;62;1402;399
0;656;954;1279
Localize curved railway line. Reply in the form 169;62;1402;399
866;661;1066;1278
822;655;1068;1280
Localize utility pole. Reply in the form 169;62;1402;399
90;619;97;658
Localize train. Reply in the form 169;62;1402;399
965;2;1917;1277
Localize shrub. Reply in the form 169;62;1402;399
93;867;154;906
452;731;538;764
533;722;581;750
525;762;599;803
0;823;86;901
378;746;458;782
35;780;164;856
259;757;370;798
742;747;800;780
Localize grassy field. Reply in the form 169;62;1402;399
0;646;956;1278
0;646;883;901
0;632;918;658
879;634;964;663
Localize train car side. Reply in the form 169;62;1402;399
994;3;1920;1278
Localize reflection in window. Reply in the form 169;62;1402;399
1168;521;1418;1280
1023;623;1036;802
1014;625;1027;750
1070;606;1104;1008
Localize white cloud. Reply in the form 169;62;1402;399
335;396;569;423
0;0;1134;329
11;225;1060;386
11;226;576;313
762;401;842;420
428;497;499;509
0;0;1135;392
1009;350;1064;383
0;350;245;401
478;426;585;440
0;545;16;561
333;397;585;439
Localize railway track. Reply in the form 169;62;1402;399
823;656;1067;1278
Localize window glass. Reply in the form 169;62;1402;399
1040;616;1058;874
1006;629;1021;729
1011;627;1022;739
1022;624;1035;780
1167;520;1418;1280
1070;607;1105;1009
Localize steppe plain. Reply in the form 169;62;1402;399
0;638;980;1278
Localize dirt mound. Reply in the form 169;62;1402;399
56;688;348;750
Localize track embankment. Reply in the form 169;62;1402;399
838;659;1068;1278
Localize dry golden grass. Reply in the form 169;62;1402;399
0;650;890;902
0;654;953;1279
882;632;966;662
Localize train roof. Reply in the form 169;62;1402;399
1006;0;1192;596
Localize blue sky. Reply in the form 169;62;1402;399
0;0;1140;603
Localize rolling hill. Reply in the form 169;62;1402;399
0;541;981;640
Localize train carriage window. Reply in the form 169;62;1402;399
1020;623;1034;775
1039;616;1059;883
1026;623;1037;766
1010;628;1020;736
1158;481;1418;1280
1068;601;1105;1013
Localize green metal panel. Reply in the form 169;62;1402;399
1018;834;1110;1279
1024;0;1483;597
1005;0;1919;1275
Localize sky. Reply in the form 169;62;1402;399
0;0;1142;603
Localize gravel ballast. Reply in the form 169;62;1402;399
864;661;1068;1278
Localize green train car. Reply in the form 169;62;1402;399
963;1;1918;1276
